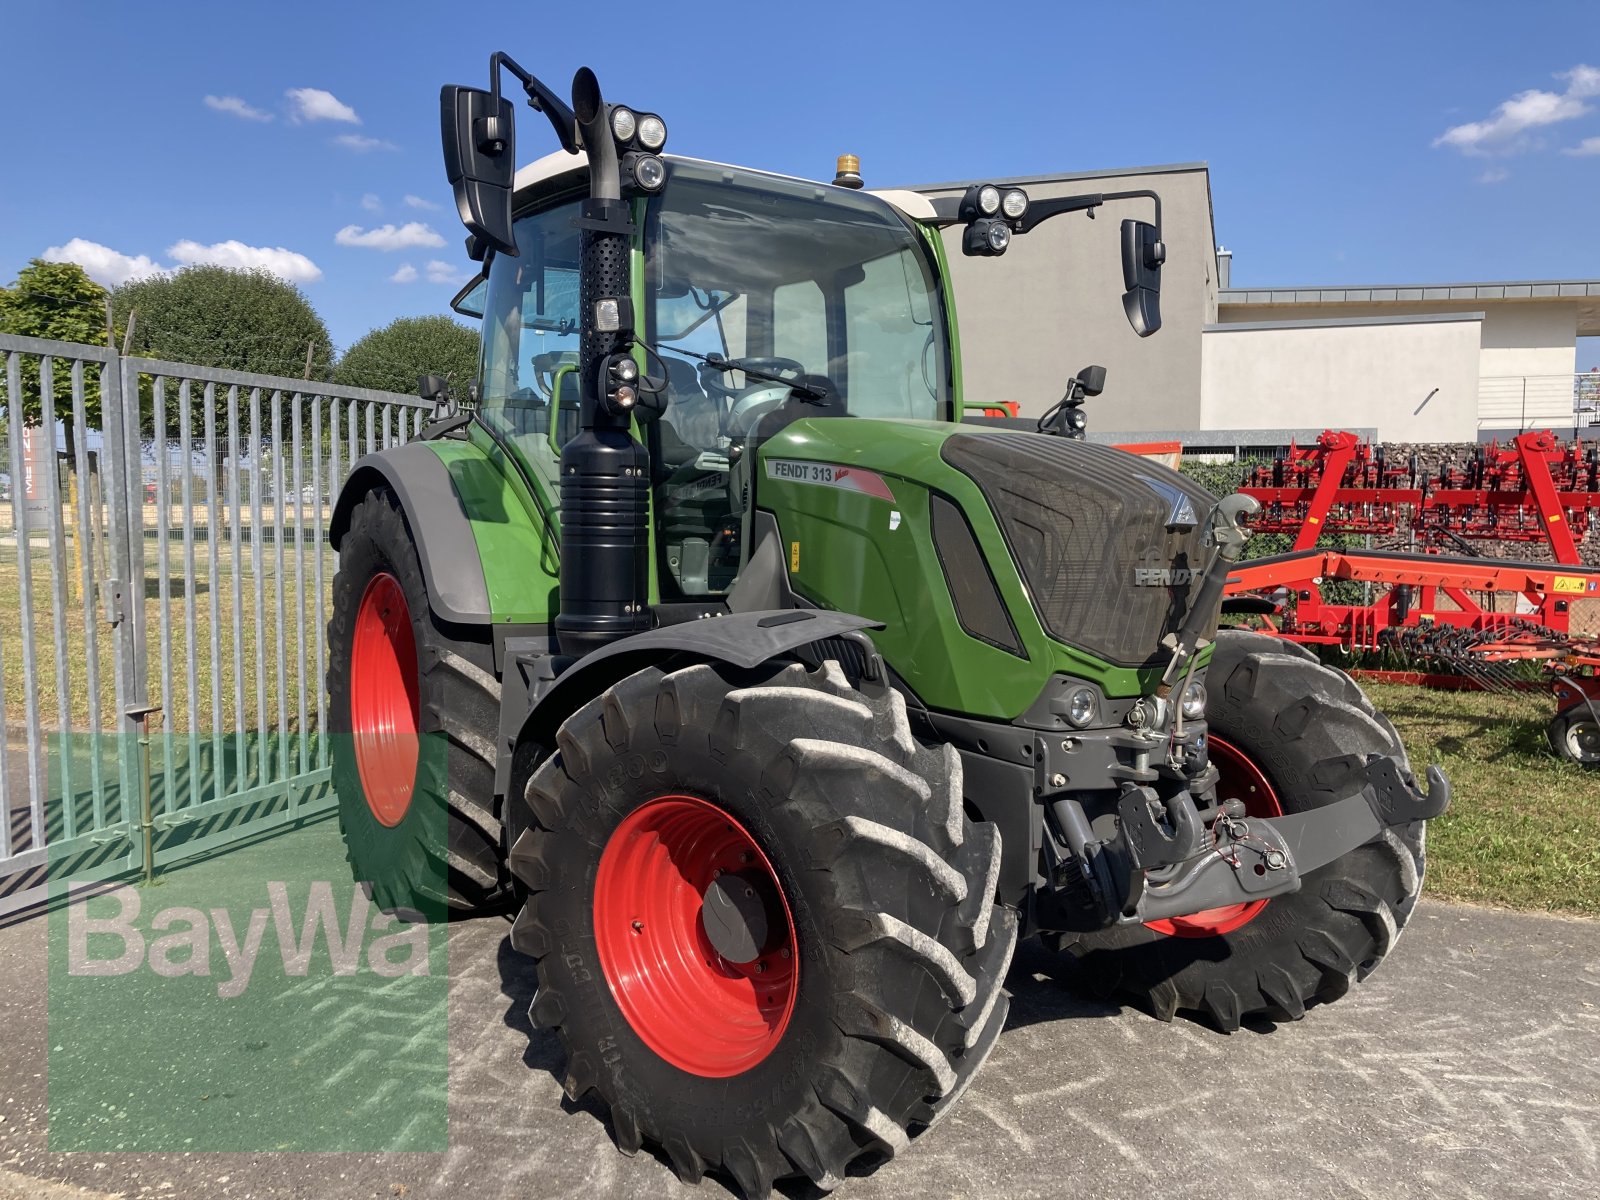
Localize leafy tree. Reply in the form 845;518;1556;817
113;265;333;382
0;259;120;473
333;315;479;399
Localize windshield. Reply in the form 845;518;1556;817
644;161;950;433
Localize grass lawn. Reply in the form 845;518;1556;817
1368;682;1599;916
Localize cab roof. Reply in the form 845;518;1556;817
510;149;938;222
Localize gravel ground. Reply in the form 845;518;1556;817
1;898;1597;1200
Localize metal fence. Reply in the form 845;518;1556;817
0;331;432;915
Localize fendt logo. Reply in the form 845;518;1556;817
1134;567;1196;586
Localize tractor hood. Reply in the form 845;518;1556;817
754;419;1219;716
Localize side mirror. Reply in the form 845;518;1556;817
1120;219;1165;337
1077;364;1107;397
418;374;449;403
441;85;518;258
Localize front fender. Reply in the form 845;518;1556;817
496;609;880;795
331;444;493;625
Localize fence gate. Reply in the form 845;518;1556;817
0;332;432;915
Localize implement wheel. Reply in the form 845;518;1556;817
1549;702;1600;769
1059;630;1426;1032
327;488;506;918
508;660;1017;1195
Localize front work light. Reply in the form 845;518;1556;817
636;113;667;150
963;218;1010;256
1180;680;1207;721
1001;187;1029;219
629;153;667;191
1065;687;1099;729
610;106;637;142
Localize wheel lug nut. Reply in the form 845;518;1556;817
631;919;644;933
779;947;791;959
739;851;753;864
755;960;768;973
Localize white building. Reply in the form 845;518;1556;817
913;164;1599;444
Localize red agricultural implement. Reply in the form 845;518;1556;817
1219;429;1600;767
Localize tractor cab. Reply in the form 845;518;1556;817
465;152;955;601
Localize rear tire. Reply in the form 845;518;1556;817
509;660;1016;1195
1548;703;1600;769
327;488;507;918
1057;630;1426;1032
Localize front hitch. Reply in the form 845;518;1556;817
1126;757;1449;925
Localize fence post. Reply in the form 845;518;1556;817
97;344;146;862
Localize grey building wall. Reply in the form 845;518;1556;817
910;164;1217;430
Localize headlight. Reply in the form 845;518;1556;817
610;106;637;142
986;222;1010;253
976;184;1001;216
1001;188;1029;219
636;113;667;150
1180;680;1208;721
631;154;667;191
1065;686;1099;728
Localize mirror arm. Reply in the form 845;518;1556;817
1013;189;1161;236
490;51;579;154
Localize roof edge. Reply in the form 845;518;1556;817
896;161;1210;194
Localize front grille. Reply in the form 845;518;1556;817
940;432;1217;667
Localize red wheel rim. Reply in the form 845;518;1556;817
593;795;799;1077
1145;734;1282;939
350;572;420;827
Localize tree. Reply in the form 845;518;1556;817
332;315;479;399
112;265;333;381
111;265;334;453
0;259;120;474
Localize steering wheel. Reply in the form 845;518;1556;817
725;384;800;439
698;356;807;405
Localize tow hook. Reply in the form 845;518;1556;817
1125;755;1449;926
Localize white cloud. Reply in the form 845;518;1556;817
334;134;398;153
204;94;273;122
167;239;323;283
285;87;360;124
403;194;439;210
360;193;383;213
424;260;469;286
42;238;167;287
1478;166;1510;184
335;222;446;251
1434;64;1599;155
1563;136;1600;156
389;263;419;284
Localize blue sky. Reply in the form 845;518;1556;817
2;1;1597;366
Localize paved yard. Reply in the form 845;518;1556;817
2;899;1597;1200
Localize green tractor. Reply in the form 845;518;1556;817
326;53;1450;1195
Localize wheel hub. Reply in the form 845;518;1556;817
1566;717;1600;763
349;572;420;827
700;874;772;964
593;795;798;1077
1145;734;1282;939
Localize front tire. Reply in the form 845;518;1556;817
1059;630;1426;1031
509;660;1016;1196
327;488;506;918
